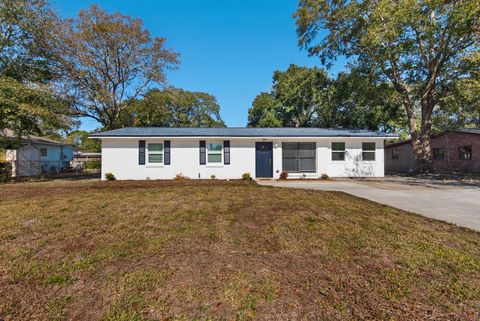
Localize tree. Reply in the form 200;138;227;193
0;0;72;141
248;64;333;127
0;0;59;82
247;92;282;127
331;68;406;134
433;77;480;132
49;5;179;130
66;130;101;152
247;64;404;131
119;88;225;128
274;64;333;127
0;77;72;141
295;0;479;171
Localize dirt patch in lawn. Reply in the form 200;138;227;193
0;180;479;320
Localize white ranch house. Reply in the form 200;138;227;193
90;127;397;180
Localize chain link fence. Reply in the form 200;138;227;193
10;160;72;177
2;160;101;181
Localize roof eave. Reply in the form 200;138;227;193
89;134;398;139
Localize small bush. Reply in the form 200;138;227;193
84;160;101;170
0;161;11;182
174;173;189;180
105;172;116;181
241;172;251;180
320;173;329;180
279;171;288;180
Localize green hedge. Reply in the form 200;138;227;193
84;160;101;170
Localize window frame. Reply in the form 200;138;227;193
39;147;48;158
458;145;472;161
331;142;346;161
206;141;223;164
362;142;376;161
282;142;316;173
146;141;164;165
432;147;445;161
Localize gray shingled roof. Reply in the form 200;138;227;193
385;128;480;147
456;128;480;135
3;129;72;146
89;127;397;138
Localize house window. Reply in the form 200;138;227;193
207;142;222;163
147;143;163;164
39;147;48;158
459;145;472;160
282;142;316;172
332;142;345;161
433;148;445;161
362;142;376;161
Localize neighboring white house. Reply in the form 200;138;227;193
90;127;397;180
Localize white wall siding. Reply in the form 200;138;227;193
101;138;256;180
322;138;384;178
101;137;385;180
271;138;384;178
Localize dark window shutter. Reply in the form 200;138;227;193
139;140;145;165
199;140;206;165
224;140;230;165
164;140;171;165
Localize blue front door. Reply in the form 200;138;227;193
255;142;273;178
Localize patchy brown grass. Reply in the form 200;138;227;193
0;179;479;320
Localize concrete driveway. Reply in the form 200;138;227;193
257;177;480;231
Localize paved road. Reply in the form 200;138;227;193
257;177;480;231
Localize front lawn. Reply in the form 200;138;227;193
0;180;479;320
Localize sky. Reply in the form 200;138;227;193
53;0;347;131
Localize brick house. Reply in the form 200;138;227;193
385;129;480;173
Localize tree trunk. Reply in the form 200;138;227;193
413;127;433;173
408;95;435;173
402;97;434;174
407;113;423;173
418;108;434;172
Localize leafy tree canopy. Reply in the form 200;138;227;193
295;0;479;171
49;4;179;130
119;87;225;128
331;67;407;134
248;64;405;132
0;77;73;142
0;0;72;142
66;130;101;152
247;92;283;128
248;64;333;127
433;77;480;132
0;0;59;82
272;64;332;127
